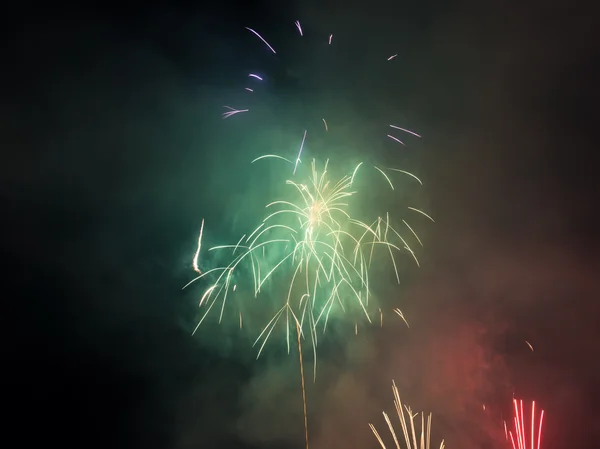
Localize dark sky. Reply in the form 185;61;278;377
3;1;599;449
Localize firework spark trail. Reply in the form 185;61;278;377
222;106;249;119
507;399;545;449
390;125;422;138
192;219;205;274
293;130;308;175
387;125;423;147
248;73;263;80
295;20;303;36
296;321;308;449
370;380;445;449
387;134;406;146
245;27;276;54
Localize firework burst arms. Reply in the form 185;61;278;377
186;152;431;371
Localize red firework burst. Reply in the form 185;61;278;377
506;399;545;449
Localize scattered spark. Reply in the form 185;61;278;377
295;20;303;36
222;106;249;119
192;219;205;274
248;73;263;81
387;54;398;61
393;308;410;328
408;207;435;222
328;34;333;45
245;88;254;92
387;134;406;146
252;154;293;164
389;125;422;138
374;166;395;190
387;168;423;185
526;341;534;351
322;118;328;131
245;27;277;54
293;130;307;175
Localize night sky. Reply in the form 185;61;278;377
3;1;599;449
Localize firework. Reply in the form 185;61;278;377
370;380;445;449
186;21;433;367
188;20;432;449
506;399;545;449
186;153;431;365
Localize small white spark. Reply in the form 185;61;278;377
192;219;204;273
389;124;422;138
387;134;406;146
